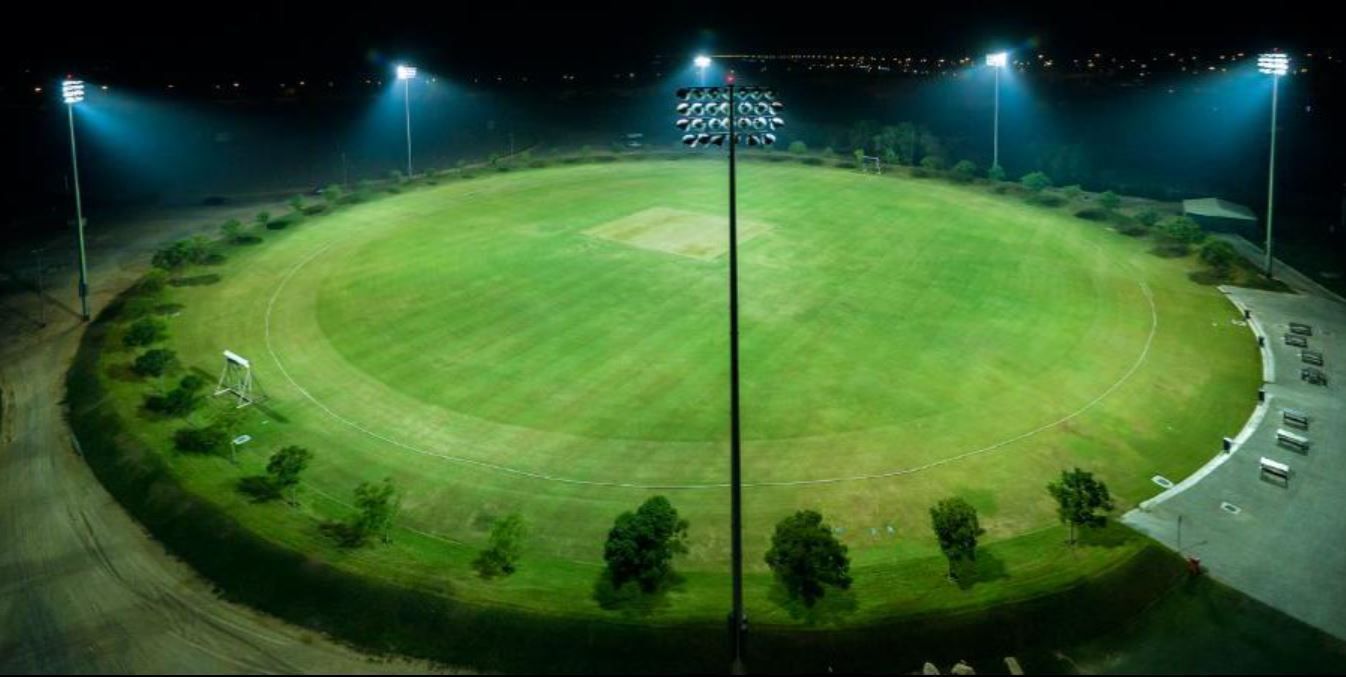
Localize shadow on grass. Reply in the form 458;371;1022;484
155;302;186;316
1076;521;1133;549
106;362;142;383
232;235;264;245
767;579;858;626
237;475;282;503
954;550;1011;591
1188;269;1232;286
320;521;368;549
170;274;222;287
591;569;684;618
1149;243;1190;259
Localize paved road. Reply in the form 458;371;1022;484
1125;287;1346;640
0;205;438;673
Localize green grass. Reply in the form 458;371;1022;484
74;159;1263;665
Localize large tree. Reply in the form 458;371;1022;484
603;496;689;592
353;478;400;544
475;513;528;578
266;445;313;506
764;510;852;606
929;498;985;581
1047;468;1115;545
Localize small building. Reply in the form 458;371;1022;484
1183;197;1259;240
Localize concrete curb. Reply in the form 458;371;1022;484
1134;287;1269;512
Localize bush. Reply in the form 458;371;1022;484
951;160;978;182
178;373;207;392
1020;171;1053;193
220;219;243;243
1156;216;1206;245
135;270;170;296
1098;190;1122;211
987;164;1006;182
1061;185;1084;201
787;140;808;154
919;155;946;172
1200;239;1237;273
1135;209;1162;227
122;318;165;347
174;424;229;454
145;387;199;417
132;348;176;377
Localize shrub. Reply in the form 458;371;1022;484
220;219;243;243
919;155;946;172
178;373;207;392
1098;190;1122;211
951;160;978;182
1020;171;1053;193
145;387;199;417
988;164;1006;182
151;241;192;271
135;270;170;296
1061;185;1084;201
1200;239;1237;273
1136;209;1162;227
174;424;229;454
122;318;165;347
787;140;808;154
132;348;176;377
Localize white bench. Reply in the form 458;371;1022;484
1260;456;1290;482
1277;429;1311;452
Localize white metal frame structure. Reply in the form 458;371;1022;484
215;350;255;408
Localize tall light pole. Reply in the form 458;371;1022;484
1258;52;1289;278
62;79;90;321
674;79;783;674
985;52;1008;176
396;64;417;177
694;54;712;86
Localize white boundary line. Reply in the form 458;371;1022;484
1135;287;1270;511
267;244;1160;490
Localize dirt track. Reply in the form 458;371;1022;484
0;205;438;673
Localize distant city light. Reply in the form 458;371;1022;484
396;64;418;80
61;79;85;104
1257;52;1289;76
986;52;1009;68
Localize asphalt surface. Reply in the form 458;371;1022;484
0;204;438;673
1125;286;1346;640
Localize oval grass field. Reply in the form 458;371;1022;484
95;158;1258;625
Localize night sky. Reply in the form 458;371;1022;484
5;2;1334;84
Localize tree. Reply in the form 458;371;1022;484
173;424;229;454
1020;171;1053;194
132;348;176;378
853;148;866;169
1047;468;1115;545
475;513;528;577
266;446;313;505
1098;190;1122;212
951;160;978;182
1061;185;1084;201
145;374;206;417
123;318;165;347
288;195;305;213
929;498;985;581
1200;239;1237;275
254;211;271;230
787;140;808;155
764;510;852;606
1135;208;1162;227
987;164;1006;182
353;478;399;544
220;218;243;243
603;496;689;592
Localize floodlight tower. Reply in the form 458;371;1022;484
1258;52;1289;277
694;54;712;85
396;64;417;177
985;52;1008;175
62;79;90;320
674;76;784;674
